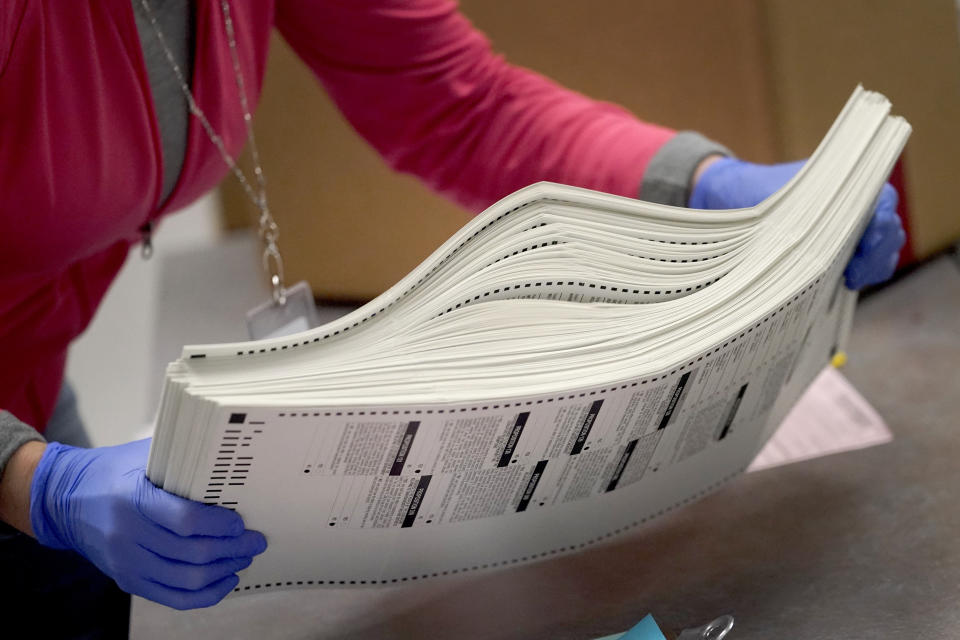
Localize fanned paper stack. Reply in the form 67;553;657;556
147;87;909;594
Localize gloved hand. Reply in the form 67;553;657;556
30;438;267;610
689;157;905;289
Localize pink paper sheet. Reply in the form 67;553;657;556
749;367;892;472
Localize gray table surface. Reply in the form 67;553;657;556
133;254;960;640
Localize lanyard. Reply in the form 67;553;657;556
140;0;288;305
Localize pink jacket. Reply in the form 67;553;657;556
0;0;673;430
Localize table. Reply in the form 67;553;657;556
132;255;960;639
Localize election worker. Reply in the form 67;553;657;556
0;1;902;636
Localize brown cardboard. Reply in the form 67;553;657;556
761;0;960;260
222;0;960;301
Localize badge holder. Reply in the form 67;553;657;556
246;280;320;340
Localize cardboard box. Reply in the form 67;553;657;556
223;0;960;300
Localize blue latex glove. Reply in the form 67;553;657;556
30;438;267;610
689;157;905;289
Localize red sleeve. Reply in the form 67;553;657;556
274;0;674;212
0;0;27;77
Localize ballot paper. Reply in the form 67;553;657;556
749;366;892;471
146;87;910;595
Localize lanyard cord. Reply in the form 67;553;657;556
140;0;287;305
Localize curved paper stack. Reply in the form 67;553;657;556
148;87;909;594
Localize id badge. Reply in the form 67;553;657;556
246;280;320;340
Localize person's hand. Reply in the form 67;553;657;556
30;438;267;610
689;156;905;289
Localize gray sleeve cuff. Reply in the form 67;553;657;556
0;411;46;483
638;131;733;207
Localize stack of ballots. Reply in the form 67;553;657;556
147;87;909;595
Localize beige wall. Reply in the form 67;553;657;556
223;1;960;301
